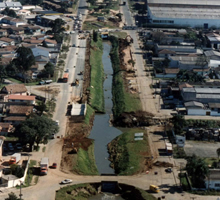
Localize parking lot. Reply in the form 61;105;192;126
184;140;220;158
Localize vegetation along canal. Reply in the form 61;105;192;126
89;42;122;174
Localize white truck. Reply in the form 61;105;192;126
9;153;21;165
40;157;49;175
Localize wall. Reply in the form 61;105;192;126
187;108;220;116
205;180;220;189
7;157;30;188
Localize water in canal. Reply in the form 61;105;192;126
89;42;122;175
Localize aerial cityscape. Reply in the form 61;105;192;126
0;0;219;199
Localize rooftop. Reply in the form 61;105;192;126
2;84;27;94
184;101;204;108
9;105;33;115
4;116;26;121
8;95;35;101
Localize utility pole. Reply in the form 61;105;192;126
19;181;23;200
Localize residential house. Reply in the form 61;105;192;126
7;27;24;35
22;5;36;10
17;9;31;16
0;37;15;46
204;50;220;68
205;32;220;49
5;2;22;10
205;169;220;189
155;68;179;78
43;38;57;47
158;49;176;58
30;46;50;58
0;29;7;36
0;57;12;66
25;26;41;35
97;16;106;22
7;105;33;116
1;17;26;27
0;45;17;56
23;39;43;45
0;123;13;136
1;84;27;95
5;95;36;105
3;116;26;125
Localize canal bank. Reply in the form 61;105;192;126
89;42;122;174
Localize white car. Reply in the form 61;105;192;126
60;179;72;184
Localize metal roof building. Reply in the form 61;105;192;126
147;0;220;28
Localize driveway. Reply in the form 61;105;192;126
185;140;220;158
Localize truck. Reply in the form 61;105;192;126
9;153;21;165
40;157;49;175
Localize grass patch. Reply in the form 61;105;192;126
109;128;150;175
110;31;127;39
42;146;46;152
179;173;191;191
173;147;186;159
56;183;98;200
204;157;218;167
109;36;141;119
5;136;19;141
89;36;105;112
6;77;22;83
83;20;118;30
72;142;99;175
24;160;37;187
84;104;94;125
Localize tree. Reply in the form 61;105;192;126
10;164;24;178
171;115;186;135
37;101;47;115
5;62;18;76
53;33;63;43
2;7;17;18
43;62;55;78
116;13;123;22
51;18;65;33
15;115;59;149
5;192;22;200
93;30;98;42
0;65;6;85
13;47;35;83
186;154;209;188
217;148;220;161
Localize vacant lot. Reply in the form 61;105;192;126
184;140;220;158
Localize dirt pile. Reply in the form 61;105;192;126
114;111;154;127
154;161;173;168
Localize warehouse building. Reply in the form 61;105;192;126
147;0;220;28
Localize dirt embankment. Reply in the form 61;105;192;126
60;39;95;173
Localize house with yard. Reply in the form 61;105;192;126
1;84;27;95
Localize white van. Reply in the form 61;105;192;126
45;80;52;84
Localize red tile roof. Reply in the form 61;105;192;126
8;95;35;101
9;105;33;115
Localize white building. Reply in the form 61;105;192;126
147;0;220;28
206;169;220;189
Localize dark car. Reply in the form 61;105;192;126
165;168;172;173
51;163;57;169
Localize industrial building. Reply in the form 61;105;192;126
147;0;220;28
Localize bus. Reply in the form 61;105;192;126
63;73;69;82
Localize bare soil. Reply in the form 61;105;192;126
60;39;94;174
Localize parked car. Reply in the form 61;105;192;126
60;179;72;184
15;143;22;151
165;168;172;173
8;143;14;151
50;133;55;139
51;163;57;169
65;69;69;73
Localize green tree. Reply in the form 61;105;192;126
217;148;220;161
53;33;63;43
13;47;35;83
186;154;209;187
93;30;98;42
51;18;65;33
171;115;186;135
8;9;17;18
0;65;6;85
88;0;97;6
37;101;47;115
5;192;22;200
5;62;18;76
43;62;55;78
10;164;24;178
15;115;59;149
